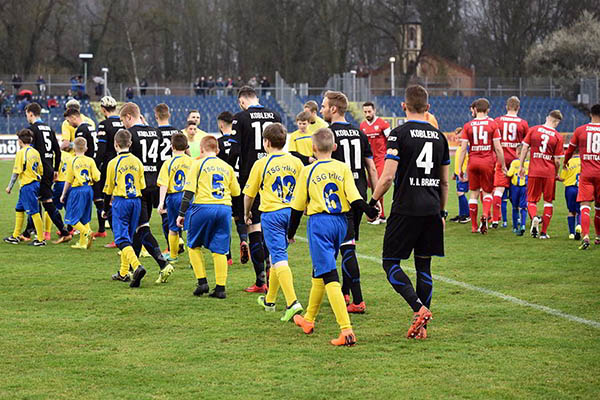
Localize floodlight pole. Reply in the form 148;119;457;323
389;57;396;96
351;70;357;102
79;53;94;95
102;67;109;97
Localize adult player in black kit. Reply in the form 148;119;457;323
25;102;72;244
321;91;379;314
370;85;450;340
118;102;174;287
95;96;123;241
228;86;280;293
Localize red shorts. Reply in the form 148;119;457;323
468;163;494;193
577;175;600;203
493;163;510;188
375;158;385;176
527;176;556;203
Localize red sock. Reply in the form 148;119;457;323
581;206;591;237
482;195;493;219
492;193;502;223
379;198;385;218
541;203;553;234
595;208;600;236
527;202;538;220
469;200;478;231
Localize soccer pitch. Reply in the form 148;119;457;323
0;159;598;399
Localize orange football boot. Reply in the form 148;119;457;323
407;306;432;339
330;328;356;346
293;315;314;334
347;301;366;314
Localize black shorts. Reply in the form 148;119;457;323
343;208;363;242
232;195;244;221
250;195;262;225
138;187;159;226
383;214;444;260
39;176;54;201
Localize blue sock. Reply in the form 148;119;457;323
576;213;581;226
567;216;575;234
501;200;508;223
512;208;519;229
520;209;527;229
458;194;468;217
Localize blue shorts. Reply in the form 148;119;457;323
166;192;184;232
112;196;141;246
53;181;66;210
565;186;580;213
64;185;94;225
455;174;469;193
16;181;40;215
185;204;231;254
307;213;347;277
510;184;527;208
261;208;291;265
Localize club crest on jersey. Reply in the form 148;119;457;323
374;125;379;130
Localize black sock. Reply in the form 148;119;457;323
415;257;433;309
340;244;363;304
42;201;68;236
248;231;265;286
133;230;143;256
197;278;208;286
160;213;170;247
236;221;248;243
214;284;225;292
107;208;113;230
137;225;167;269
94;199;106;233
22;215;34;237
383;259;422;312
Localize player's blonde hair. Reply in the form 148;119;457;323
200;135;218;152
549;109;563;121
73;137;87;152
154;103;170;120
119;102;140;119
312;128;334;152
324;91;348;115
303;100;319;113
506;96;520;111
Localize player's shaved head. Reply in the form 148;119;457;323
171;132;188;151
549;110;563;121
119;103;140;119
200;135;219;152
404;85;429;113
312;128;335;152
17;129;34;144
154;103;170;120
324;91;348;115
263;122;287;149
237;86;257;99
506;96;520;111
115;129;132;148
73;137;87;152
304;100;319;113
472;98;490;113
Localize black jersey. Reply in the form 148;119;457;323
386;120;450;216
330;121;373;198
218;133;239;176
229;105;281;183
97;116;123;170
30;120;60;179
128;124;163;188
74;122;97;159
157;125;180;164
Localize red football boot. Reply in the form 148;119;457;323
92;231;107;238
347;301;366;314
244;284;268;293
406;306;433;339
104;241;117;248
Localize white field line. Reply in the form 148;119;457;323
295;236;600;329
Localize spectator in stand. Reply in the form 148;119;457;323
70;76;78;93
206;76;215;95
248;76;258;89
66;89;75;101
36;76;47;96
226;77;234;95
216;77;225;97
200;76;207;96
12;74;23;92
125;87;134;100
194;77;202;96
236;76;244;90
140;78;148;96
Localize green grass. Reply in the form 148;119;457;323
0;159;599;399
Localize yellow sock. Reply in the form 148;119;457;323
212;253;228;286
304;278;325;323
74;222;90;246
121;246;141;269
265;267;280;303
43;212;52;234
189;247;206;279
119;251;130;277
13;211;25;238
168;233;179;259
275;264;297;307
85;223;91;234
325;281;352;331
31;213;44;241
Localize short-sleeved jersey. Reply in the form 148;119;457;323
97;116;123;169
243;152;303;212
13;145;42;186
306;116;328;135
494;115;529;163
104;152;146;198
330;121;373;195
217;133;232;162
157;154;193;194
66;155;101;187
360;117;390;166
386;120;451;216
461;117;501;165
230;105;282;181
62;114;96;145
185;156;241;205
185;130;208;159
74;123;98;159
506;159;529;186
560;156;580;187
291;159;362;216
288;130;313;158
30;120;60;177
128;124;163;188
524;125;564;178
57;151;73;182
157;125;180;163
569;123;600;178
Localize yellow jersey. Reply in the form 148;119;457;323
506;159;529;187
57;151;73;182
66;155;101;187
288;130;313;158
560;156;580;187
185;156;240;205
291;158;362;215
62;114;96;149
243;152;303;212
185;130;208;159
157;154;194;194
104;152;146;198
13;145;42;186
454;149;468;175
306;116;328;135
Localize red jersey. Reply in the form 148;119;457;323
461;117;501;165
360;117;390;165
566;123;600;178
524;125;564;178
494;115;529;164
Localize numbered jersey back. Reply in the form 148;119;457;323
74;123;98;160
128;124;163;188
330;121;373;197
524;125;564;178
494;115;529;163
571;122;600;178
30;121;59;175
157;125;180;164
461;117;500;164
386;121;450;216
